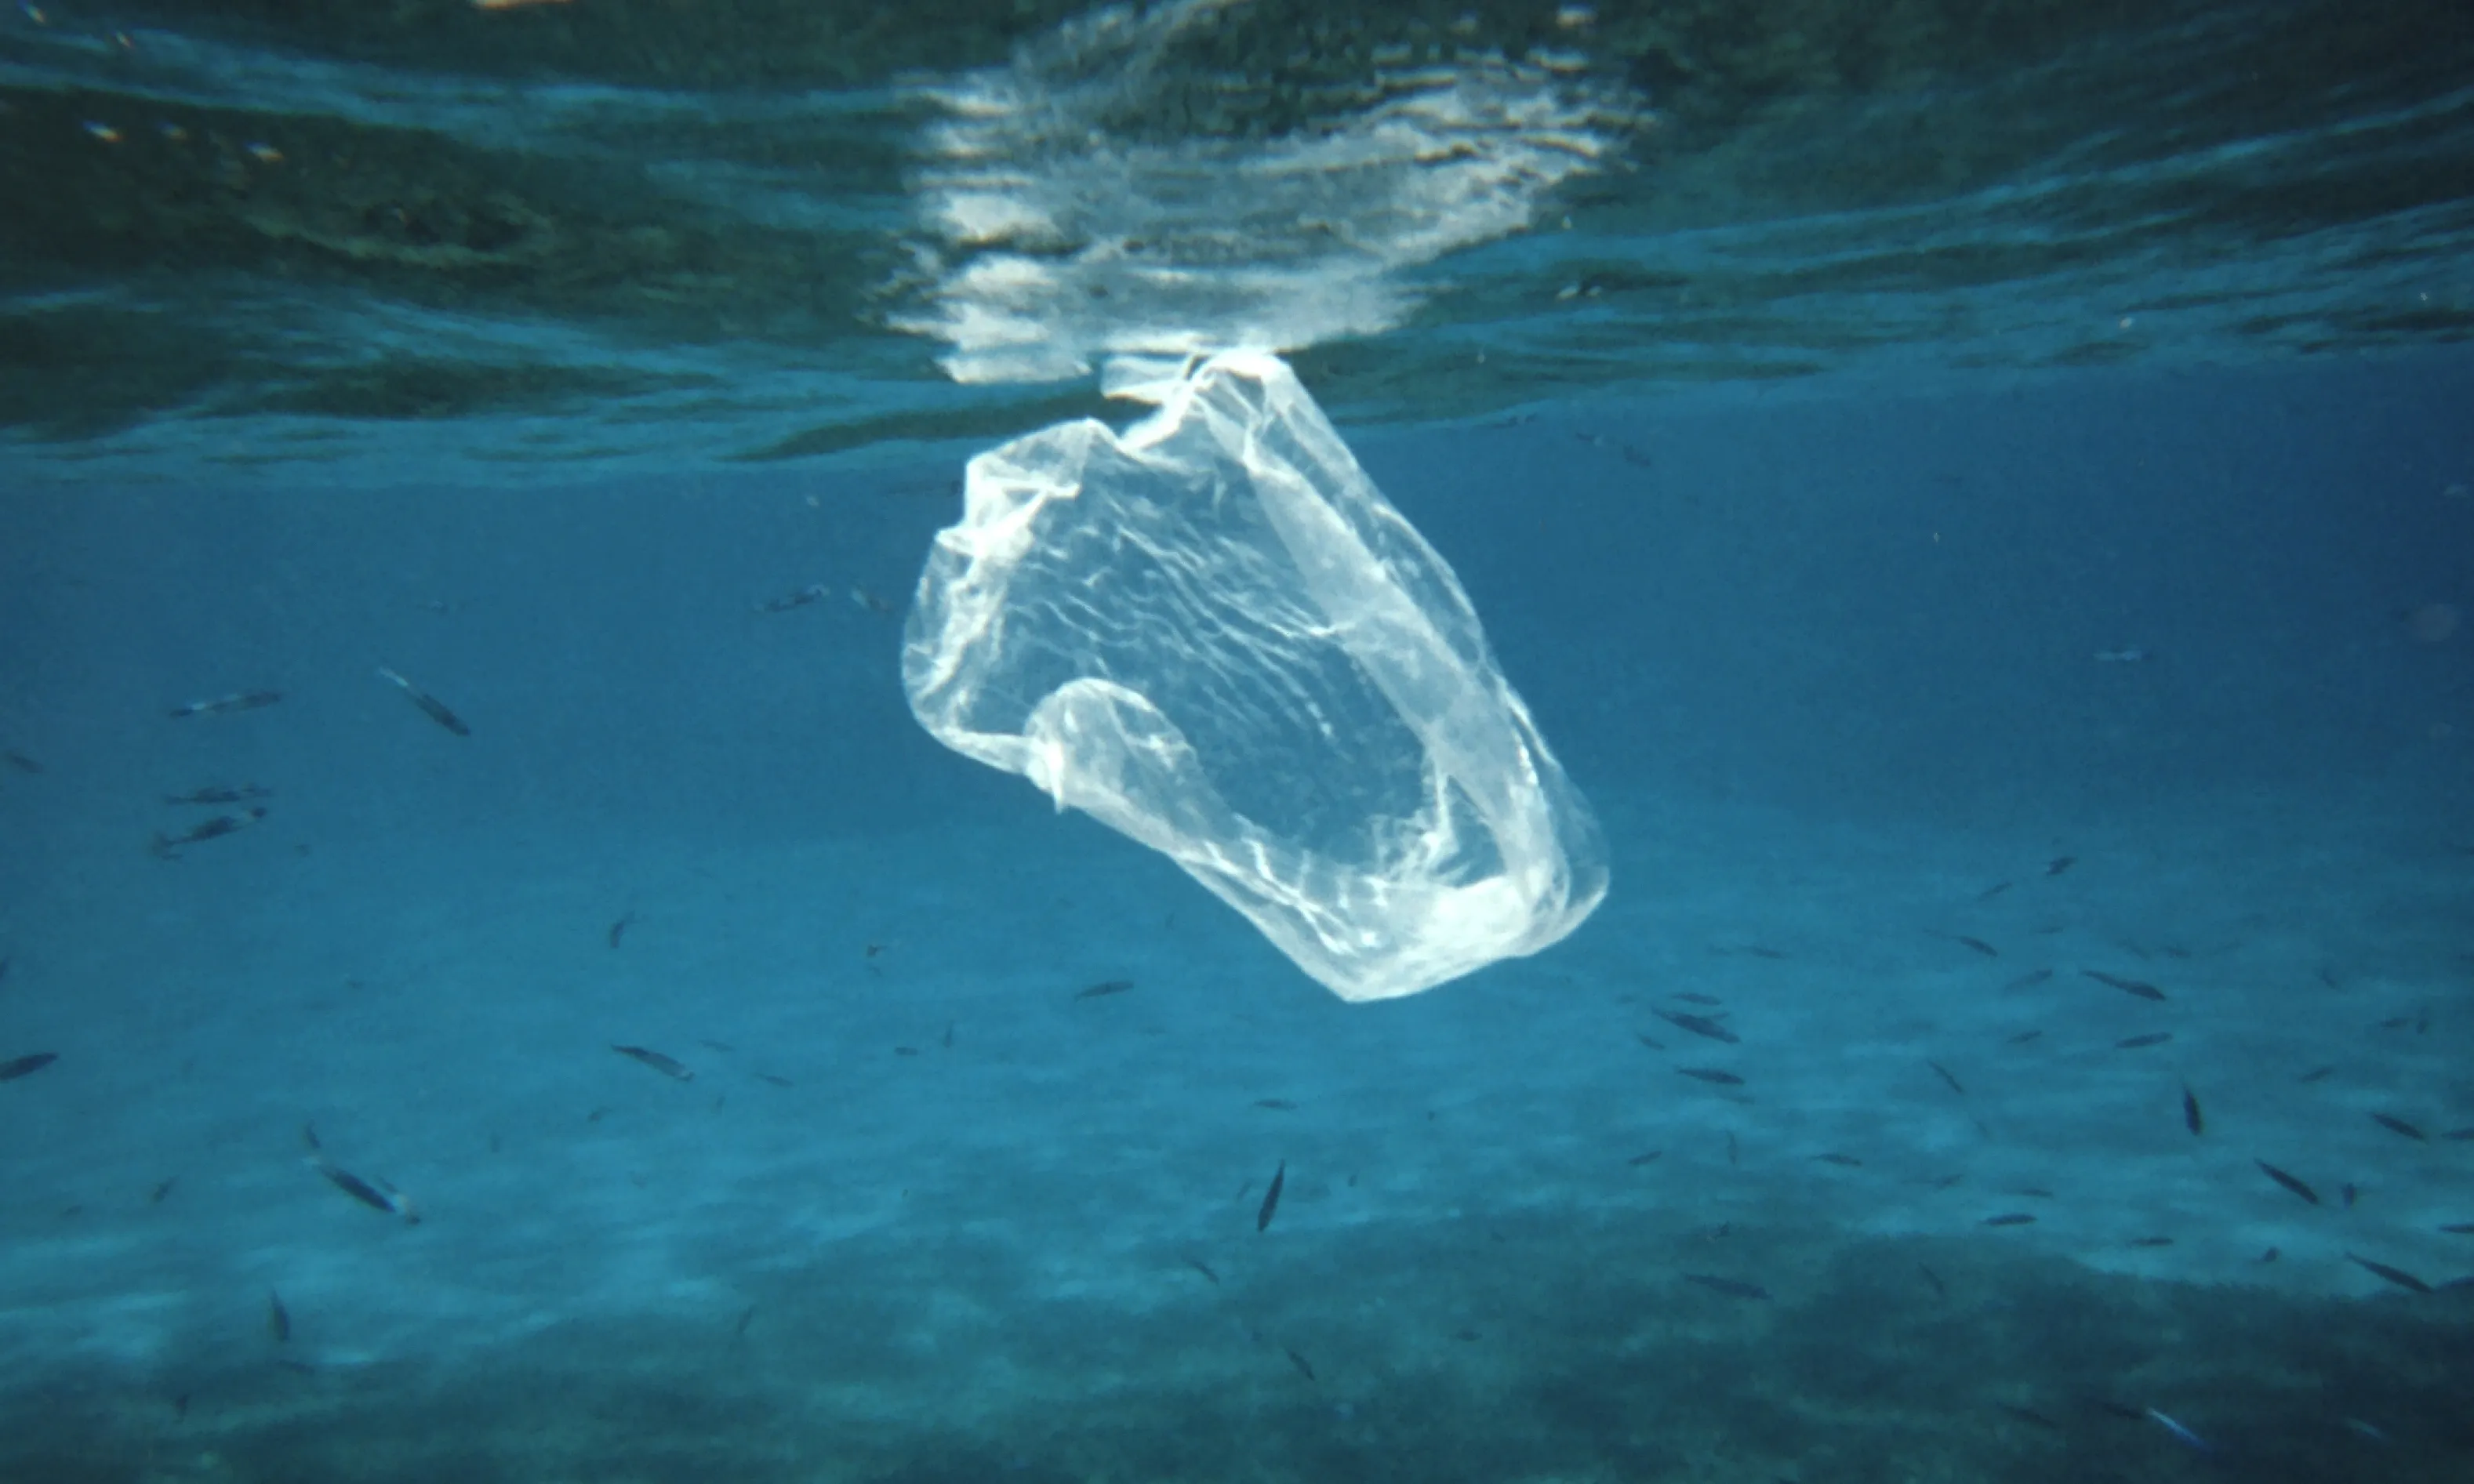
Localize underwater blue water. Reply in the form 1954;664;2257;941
5;1;2474;1479
4;346;2472;1482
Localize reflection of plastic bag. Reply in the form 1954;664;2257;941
903;351;1606;1001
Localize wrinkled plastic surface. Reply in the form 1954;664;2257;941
903;351;1606;1001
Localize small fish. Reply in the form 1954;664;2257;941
611;1044;693;1081
941;1022;954;1048
267;1290;291;1344
1982;1213;2036;1227
1669;992;1723;1006
2001;968;2054;992
2341;1182;2359;1209
755;583;830;613
698;1040;734;1054
1724;1131;1738;1167
2008;1187;2056;1199
1682;1272;1771;1301
2254;1159;2320;1206
0;956;9;985
756;1072;794;1088
2297;1065;2334;1083
733;1305;757;1337
2145;1408;2211;1453
1074;979;1135;1000
162;784;271;804
1653;1007;1738;1044
1184;1257;1220;1286
1927;1060;1966;1095
1917;1263;1946;1297
150;1176;178;1204
1283;1347;1316;1382
2;749;42;773
2445;1127;2474;1141
1253;1098;1295;1110
2369;1113;2427;1142
2004;1029;2043;1045
167;690;282;719
1626;1149;1664;1167
2044;856;2076;876
2438;1223;2474;1235
0;1051;59;1081
2114;1032;2173;1049
2344;1252;2432;1295
1999;1404;2060;1430
1676;1067;1745;1086
2182;1085;2203;1136
1978;880;2012;901
310;1159;420;1224
1633;1032;1666;1050
151;806;269;856
1811;1152;1863;1167
2081;969;2166;1001
607;913;637;949
375;667;470;736
1950;934;2000;958
2127;1236;2175;1248
1742;945;1789;960
1256;1160;1285;1232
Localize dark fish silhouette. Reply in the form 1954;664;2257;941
2;749;42;773
376;667;470;736
1982;1213;2036;1227
1184;1257;1219;1285
2002;968;2054;992
2115;1032;2173;1049
1074;979;1135;1000
1978;880;2012;901
1812;1152;1863;1167
0;1051;58;1081
756;583;830;613
1253;1098;1295;1110
151;807;268;857
2297;1065;2334;1083
2081;970;2167;1001
1669;992;1722;1005
2182;1085;2203;1135
2345;1252;2432;1295
2369;1113;2427;1142
1654;1007;1738;1044
311;1159;420;1224
1927;1060;1966;1095
1256;1160;1285;1232
1626;1149;1664;1167
612;1044;693;1081
2127;1236;2174;1248
607;913;636;949
1917;1263;1946;1297
150;1177;178;1204
1683;1272;1771;1301
267;1290;290;1344
1676;1067;1745;1086
2045;856;2075;876
1283;1347;1316;1382
1951;935;1999;957
163;784;271;804
2254;1160;2320;1206
2005;1029;2043;1044
168;691;282;719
